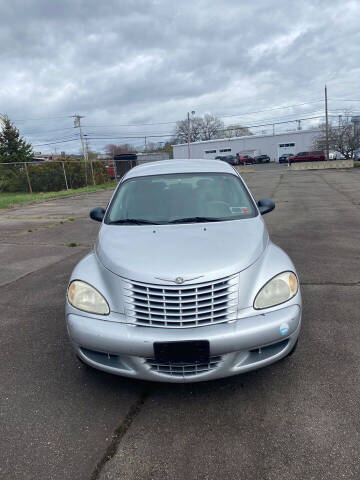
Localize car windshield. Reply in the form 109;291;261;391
105;172;257;224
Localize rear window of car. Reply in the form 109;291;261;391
296;152;308;156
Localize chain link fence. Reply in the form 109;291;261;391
0;159;116;193
0;152;170;194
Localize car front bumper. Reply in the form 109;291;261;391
67;304;301;383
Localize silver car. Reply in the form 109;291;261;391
66;159;301;383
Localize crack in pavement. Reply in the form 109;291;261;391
90;388;153;480
0;218;84;243
270;173;284;199
0;242;90;247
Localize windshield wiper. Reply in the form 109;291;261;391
108;218;160;225
168;216;222;224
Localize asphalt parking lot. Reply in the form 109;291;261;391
1;167;360;480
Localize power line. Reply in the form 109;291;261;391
331;98;360;102
13;115;73;122
83;120;179;128
215;100;325;118
34;114;336;146
33;138;81;147
82;102;324;128
22;126;77;135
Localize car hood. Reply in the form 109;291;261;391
95;217;268;284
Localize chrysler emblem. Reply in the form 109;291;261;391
154;275;204;284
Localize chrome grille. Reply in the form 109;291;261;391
122;274;239;328
145;356;222;376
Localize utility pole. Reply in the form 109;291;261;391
272;124;275;135
71;114;88;184
187;111;195;159
325;85;330;161
187;112;191;159
85;136;95;185
297;120;302;131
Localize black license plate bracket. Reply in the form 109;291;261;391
153;340;210;364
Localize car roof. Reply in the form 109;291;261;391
123;159;236;179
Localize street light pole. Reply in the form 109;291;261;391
71;114;88;184
187;111;195;159
325;85;330;161
187;112;190;159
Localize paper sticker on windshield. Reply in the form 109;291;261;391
230;206;249;214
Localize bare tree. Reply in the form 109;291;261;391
174;115;226;143
314;118;360;159
174;116;204;143
224;124;253;138
200;114;225;140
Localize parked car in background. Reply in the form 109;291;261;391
328;151;345;160
236;154;255;165
254;154;270;164
215;155;239;166
279;153;293;164
287;151;326;164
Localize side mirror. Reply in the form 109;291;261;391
257;198;275;215
90;207;105;222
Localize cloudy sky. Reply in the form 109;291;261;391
1;0;359;153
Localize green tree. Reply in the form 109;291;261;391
0;115;33;163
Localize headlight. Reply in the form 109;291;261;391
254;271;298;309
67;280;110;315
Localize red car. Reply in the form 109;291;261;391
287;151;326;164
106;165;115;178
236;154;255;165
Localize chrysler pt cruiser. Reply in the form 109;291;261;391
66;159;301;382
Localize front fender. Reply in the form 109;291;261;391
67;252;126;316
237;241;301;317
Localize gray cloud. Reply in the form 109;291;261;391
0;0;359;152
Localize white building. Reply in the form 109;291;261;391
173;128;322;162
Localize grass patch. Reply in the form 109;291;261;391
0;182;116;210
67;242;78;247
354;161;360;168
